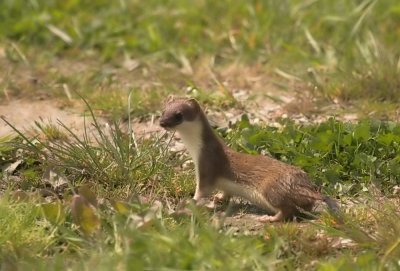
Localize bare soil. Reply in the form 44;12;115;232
0;99;89;136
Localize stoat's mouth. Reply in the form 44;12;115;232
159;119;181;131
159;121;176;131
159;120;169;129
162;127;175;131
159;112;184;129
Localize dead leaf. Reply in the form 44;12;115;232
178;53;193;75
393;185;400;195
46;24;73;44
41;202;65;225
2;159;22;174
71;195;100;235
123;58;140;71
11;190;29;202
136;200;163;229
78;184;98;208
42;167;68;190
110;199;130;215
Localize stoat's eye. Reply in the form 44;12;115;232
174;112;183;122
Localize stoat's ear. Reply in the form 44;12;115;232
187;98;199;106
186;98;202;112
165;94;175;104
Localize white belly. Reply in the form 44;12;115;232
216;178;279;213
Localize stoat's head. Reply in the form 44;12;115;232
159;97;201;131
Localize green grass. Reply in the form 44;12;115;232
0;196;50;265
2;106;400;269
1;178;399;270
1;0;400;116
1;0;398;62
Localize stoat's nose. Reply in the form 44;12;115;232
159;119;167;128
160;118;172;129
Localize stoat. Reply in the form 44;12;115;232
159;97;338;222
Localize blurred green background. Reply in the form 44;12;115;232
1;0;400;113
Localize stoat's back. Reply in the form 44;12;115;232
225;149;321;210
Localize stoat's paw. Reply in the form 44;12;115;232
255;215;274;222
194;197;216;209
255;211;283;223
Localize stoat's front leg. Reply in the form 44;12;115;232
193;180;213;201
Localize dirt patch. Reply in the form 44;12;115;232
1;52;331;131
0;99;90;136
